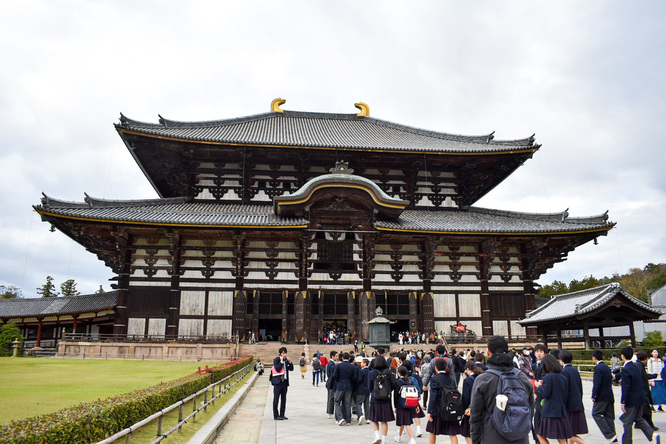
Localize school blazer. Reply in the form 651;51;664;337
592;361;614;403
562;364;584;412
620;361;645;407
536;372;568;418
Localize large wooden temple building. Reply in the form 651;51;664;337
35;100;615;342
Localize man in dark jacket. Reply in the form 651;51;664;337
591;349;617;442
619;345;659;444
470;336;534;444
326;351;338;419
272;346;294;420
637;351;658;431
355;358;371;425
330;352;358;425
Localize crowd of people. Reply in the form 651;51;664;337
271;338;666;444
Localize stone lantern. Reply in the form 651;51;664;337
365;306;395;350
12;337;21;357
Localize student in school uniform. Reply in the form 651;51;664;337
534;354;573;444
427;357;461;444
394;366;417;444
559;350;588;444
460;361;483;444
368;355;396;444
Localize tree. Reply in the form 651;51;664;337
60;279;80;297
536;280;568;298
0;323;23;356
36;276;58;298
0;285;22;299
643;331;664;348
620;268;651;302
95;285;105;294
648;273;666;293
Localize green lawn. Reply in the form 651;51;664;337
0;357;208;424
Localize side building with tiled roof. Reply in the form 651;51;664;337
0;292;117;348
34;100;615;343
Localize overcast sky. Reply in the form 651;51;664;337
1;1;664;298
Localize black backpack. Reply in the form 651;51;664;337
486;368;532;441
373;371;392;401
312;358;321;371
436;374;464;421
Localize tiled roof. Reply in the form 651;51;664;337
37;195;308;227
0;292;117;318
519;283;661;325
375;207;613;234
36;195;613;234
116;110;538;154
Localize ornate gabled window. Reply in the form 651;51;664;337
314;232;355;271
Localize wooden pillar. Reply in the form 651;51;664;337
281;290;288;342
542;327;548;349
347;291;356;340
233;290;247;341
409;292;418;334
583;321;591;350
36;319;43;348
599;327;606;349
629;321;637;348
72;315;79;334
556;329;563;350
294;291;308;342
421;292;435;335
167;231;182;338
252;290;259;339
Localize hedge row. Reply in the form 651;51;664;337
0;355;253;444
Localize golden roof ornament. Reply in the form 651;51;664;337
271;98;286;113
354;102;369;117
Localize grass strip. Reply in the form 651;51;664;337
123;370;254;444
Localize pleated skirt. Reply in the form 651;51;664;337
537;417;573;439
368;402;395;423
425;415;461;436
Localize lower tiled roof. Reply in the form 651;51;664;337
0;292;117;318
35;195;614;234
519;283;661;325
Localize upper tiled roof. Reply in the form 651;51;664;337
36;194;614;234
0;292;117;318
519;283;661;325
115;110;538;154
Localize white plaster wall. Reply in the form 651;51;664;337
458;294;481;317
179;319;204;337
180;290;205;315
208;291;233;316
433;294;456;317
207;319;232;338
127;318;146;336
148;318;166;337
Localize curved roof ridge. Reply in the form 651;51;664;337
117;109;537;147
469;206;569;222
83;194;187;208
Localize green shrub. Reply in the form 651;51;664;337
643;331;664;348
0;355;253;443
0;323;23;356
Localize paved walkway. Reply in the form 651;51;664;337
215;368;666;444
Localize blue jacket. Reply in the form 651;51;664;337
621;361;646;407
428;371;456;417
356;367;370;396
592;361;614;403
368;368;395;404
536;372;568;418
330;361;358;392
562;364;584;413
326;360;337;390
462;374;475;408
